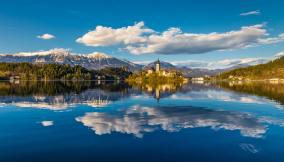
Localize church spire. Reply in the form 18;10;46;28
155;58;161;72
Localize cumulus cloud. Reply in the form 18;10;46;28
76;21;154;46
125;25;269;55
37;33;56;40
77;22;284;55
240;10;261;16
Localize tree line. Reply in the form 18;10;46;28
0;62;132;81
217;56;284;80
126;70;185;85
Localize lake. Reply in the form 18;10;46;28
0;81;284;162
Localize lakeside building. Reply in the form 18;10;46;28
145;59;177;77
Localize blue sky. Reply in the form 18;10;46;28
0;0;284;67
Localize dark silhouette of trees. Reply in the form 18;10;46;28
0;63;132;81
0;63;92;80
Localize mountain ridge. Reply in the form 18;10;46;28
0;49;142;71
218;56;284;80
0;49;256;77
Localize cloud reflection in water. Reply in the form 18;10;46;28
76;105;270;138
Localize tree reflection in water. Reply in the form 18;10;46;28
216;81;284;106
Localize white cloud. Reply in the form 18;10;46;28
76;21;154;46
37;33;56;40
0;48;114;58
126;25;268;55
77;22;284;55
169;51;284;69
240;10;261;16
275;51;284;57
41;121;54;127
132;60;152;65
257;33;284;45
10;48;70;57
171;57;268;69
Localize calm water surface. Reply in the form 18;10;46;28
0;81;284;162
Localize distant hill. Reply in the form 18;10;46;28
178;67;223;77
143;61;176;70
143;61;250;77
0;62;132;81
0;62;92;80
0;49;261;77
218;56;284;80
0;50;142;71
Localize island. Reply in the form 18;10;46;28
126;59;188;85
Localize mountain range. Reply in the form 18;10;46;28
142;61;252;77
0;49;142;71
0;49;253;77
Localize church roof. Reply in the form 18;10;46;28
154;58;160;64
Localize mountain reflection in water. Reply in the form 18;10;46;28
0;81;135;110
2;81;284;162
0;81;284;110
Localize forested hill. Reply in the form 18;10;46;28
0;62;132;81
0;63;92;80
217;56;284;80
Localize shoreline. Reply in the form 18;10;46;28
0;79;125;82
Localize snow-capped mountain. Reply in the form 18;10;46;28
0;49;142;71
0;48;253;76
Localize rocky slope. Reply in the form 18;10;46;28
0;49;142;71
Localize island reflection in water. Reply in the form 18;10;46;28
1;81;284;137
2;81;284;107
2;81;284;161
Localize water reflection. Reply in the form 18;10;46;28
1;81;284;110
0;81;135;110
41;121;54;127
130;83;184;101
2;80;284;162
75;105;284;138
239;143;259;154
171;87;272;105
216;81;284;106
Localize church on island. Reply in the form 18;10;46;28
146;59;176;77
126;58;187;85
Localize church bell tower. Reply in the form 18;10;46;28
155;59;160;72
